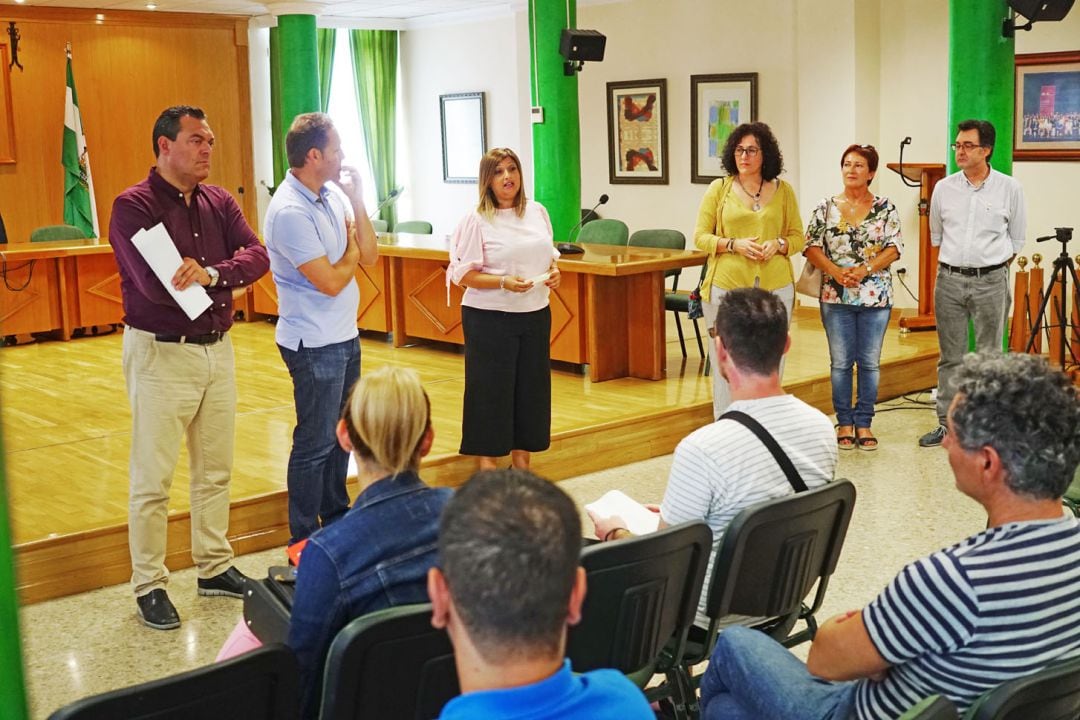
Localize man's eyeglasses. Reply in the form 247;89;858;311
734;146;761;157
950;142;983;152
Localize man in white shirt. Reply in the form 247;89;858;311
264;113;378;546
591;287;837;627
919;119;1026;447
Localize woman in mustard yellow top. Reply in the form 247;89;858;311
694;122;804;419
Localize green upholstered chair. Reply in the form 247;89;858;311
1063;464;1080;517
897;695;959;719
47;644;299;720
629;229;703;359
393;220;433;234
30;224;86;242
963;655;1080;719
370;218;388;233
578;218;629;245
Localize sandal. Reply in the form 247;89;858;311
836;425;856;451
855;428;878;451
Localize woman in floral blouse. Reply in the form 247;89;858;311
804;144;902;450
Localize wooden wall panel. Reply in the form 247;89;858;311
0;7;255;244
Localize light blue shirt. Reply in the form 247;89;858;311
264;172;360;350
930;167;1026;268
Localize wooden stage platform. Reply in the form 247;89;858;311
1;306;940;603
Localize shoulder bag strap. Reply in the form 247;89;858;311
719;410;808;493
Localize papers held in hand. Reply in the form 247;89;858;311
585;490;661;536
130;222;212;321
525;271;551;285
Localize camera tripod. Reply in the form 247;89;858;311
1025;227;1079;370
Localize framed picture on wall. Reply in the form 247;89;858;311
0;45;15;164
1014;50;1080;161
606;78;668;184
440;92;486;183
690;73;758;183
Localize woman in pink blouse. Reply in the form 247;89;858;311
448;148;561;470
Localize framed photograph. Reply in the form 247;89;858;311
690;73;758;183
606;78;668;184
440;92;486;183
0;45;15;164
1014;50;1080;162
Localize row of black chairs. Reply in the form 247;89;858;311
49;480;857;719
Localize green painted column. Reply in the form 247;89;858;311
0;429;29;720
947;0;1015;175
529;0;581;242
270;14;320;186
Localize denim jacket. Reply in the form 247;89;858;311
287;471;452;718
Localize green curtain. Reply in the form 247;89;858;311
0;427;29;720
349;30;398;228
317;28;336;113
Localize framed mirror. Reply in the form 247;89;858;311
440;92;486;183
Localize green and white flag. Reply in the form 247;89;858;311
62;45;99;239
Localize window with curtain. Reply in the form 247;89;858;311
325;31;378;211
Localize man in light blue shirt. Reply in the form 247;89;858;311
919;119;1025;448
428;470;654;720
264;112;378;545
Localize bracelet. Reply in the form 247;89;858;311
864;262;873;274
603;527;628;542
499;276;506;290
726;238;736;253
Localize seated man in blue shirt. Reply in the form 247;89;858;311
428;469;654;719
700;352;1080;719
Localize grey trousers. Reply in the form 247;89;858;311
933;266;1009;424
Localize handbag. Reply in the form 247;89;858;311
687;263;707;320
795;200;830;299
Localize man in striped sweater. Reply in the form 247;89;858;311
700;352;1080;719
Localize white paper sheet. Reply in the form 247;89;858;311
526;271;551;285
130;223;213;321
585;490;661;536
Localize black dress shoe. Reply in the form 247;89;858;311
136;589;181;630
197;567;248;598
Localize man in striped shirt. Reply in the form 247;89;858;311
700;352;1080;719
590;288;837;627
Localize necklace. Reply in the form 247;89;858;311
737;175;765;211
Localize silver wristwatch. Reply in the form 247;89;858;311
205;266;220;287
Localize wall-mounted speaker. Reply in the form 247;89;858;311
1007;0;1074;22
559;29;606;63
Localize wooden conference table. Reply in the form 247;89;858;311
254;233;707;382
0;238;122;340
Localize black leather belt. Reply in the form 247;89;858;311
154;331;225;345
939;261;1007;277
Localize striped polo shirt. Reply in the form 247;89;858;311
856;514;1080;718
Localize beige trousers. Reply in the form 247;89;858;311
123;327;236;597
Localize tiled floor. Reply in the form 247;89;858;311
20;398;988;719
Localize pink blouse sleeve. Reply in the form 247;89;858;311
447;212;486;286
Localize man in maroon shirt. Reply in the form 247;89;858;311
110;105;269;630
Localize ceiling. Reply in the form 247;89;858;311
3;0;524;25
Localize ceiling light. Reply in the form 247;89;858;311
13;0;26;4
95;13;104;19
146;2;156;8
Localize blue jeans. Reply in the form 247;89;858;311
278;337;361;544
820;303;891;428
701;626;857;720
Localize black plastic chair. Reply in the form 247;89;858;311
964;655;1080;720
48;644;299;720
566;521;712;718
679;480;857;696
318;603;458;720
898;695;959;719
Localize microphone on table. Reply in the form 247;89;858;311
368;187;404;219
567;193;609;242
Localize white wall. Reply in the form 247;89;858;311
255;1;1080;302
399;12;527;237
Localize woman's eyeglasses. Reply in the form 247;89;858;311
734;146;761;157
